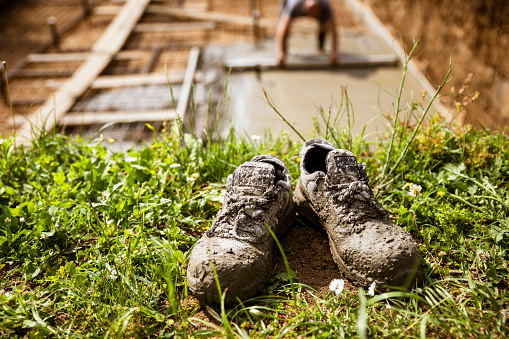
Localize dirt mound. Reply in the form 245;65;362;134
360;0;509;129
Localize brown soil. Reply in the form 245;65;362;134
185;222;358;333
360;0;509;130
274;223;357;295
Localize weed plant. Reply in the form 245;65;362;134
1;55;509;338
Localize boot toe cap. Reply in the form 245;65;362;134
187;237;273;303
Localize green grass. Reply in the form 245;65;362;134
1;58;509;338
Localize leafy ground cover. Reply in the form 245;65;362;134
1;64;509;337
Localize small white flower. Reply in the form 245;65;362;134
188;173;199;183
408;184;422;198
20;217;25;223
169;163;181;168
329;279;345;295
250;135;261;140
386;304;392;309
416;287;422;293
109;269;118;280
4;218;10;223
478;250;491;261
438;178;445;185
368;281;376;296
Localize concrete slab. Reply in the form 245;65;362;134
228;65;426;141
224;31;434;141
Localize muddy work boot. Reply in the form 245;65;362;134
187;155;295;303
294;139;423;289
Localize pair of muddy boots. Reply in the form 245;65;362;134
187;139;423;303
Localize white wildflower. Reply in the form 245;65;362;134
368;281;376;296
188;172;199;183
329;279;345;295
438;178;445;185
4;218;10;223
20;217;25;223
478;250;491;261
416;287;422;293
250;135;261;141
169;163;181;168
408;184;422;198
386;304;392;309
109;269;118;280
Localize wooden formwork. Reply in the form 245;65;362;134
0;0;363;143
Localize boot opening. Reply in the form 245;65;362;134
272;162;287;184
304;146;330;174
252;155;289;185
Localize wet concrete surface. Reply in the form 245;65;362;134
223;30;432;141
229;65;426;141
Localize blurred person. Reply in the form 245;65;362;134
276;0;339;66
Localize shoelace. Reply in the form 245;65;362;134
327;180;387;221
205;189;276;243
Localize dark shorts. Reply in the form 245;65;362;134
282;0;333;23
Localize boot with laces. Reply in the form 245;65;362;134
294;139;423;289
186;155;295;303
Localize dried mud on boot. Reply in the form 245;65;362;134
294;138;423;290
186;155;295;304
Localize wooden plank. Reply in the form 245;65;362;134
12;69;75;78
93;5;121;16
27;52;90;62
92;1;150;54
26;50;145;63
11;98;47;106
92;72;178;88
141;46;162;74
44;71;204;89
133;22;216;33
60;110;176;126
146;5;276;28
224;54;398;71
176;47;200;124
16;0;152;142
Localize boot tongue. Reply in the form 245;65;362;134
325;149;360;185
231;161;275;192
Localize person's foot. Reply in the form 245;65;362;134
186;155;295;303
294;139;423;289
